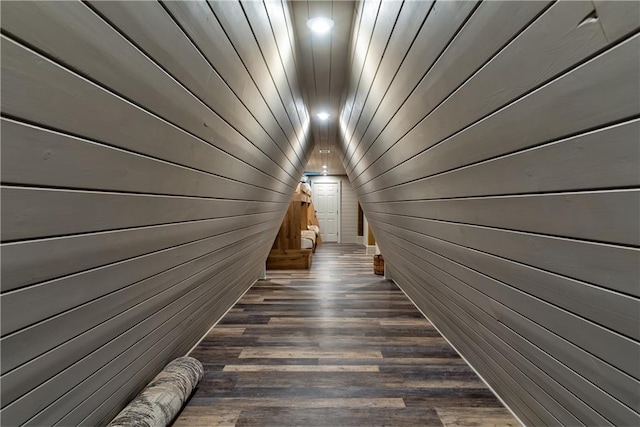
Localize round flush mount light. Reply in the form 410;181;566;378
322;165;327;169
307;17;334;35
316;112;330;121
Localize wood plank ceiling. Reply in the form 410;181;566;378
290;0;355;176
0;1;313;424
336;1;640;426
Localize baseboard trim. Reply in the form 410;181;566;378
185;276;258;356
390;278;526;427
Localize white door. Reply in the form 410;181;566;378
313;182;339;242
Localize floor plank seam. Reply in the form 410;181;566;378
175;244;518;427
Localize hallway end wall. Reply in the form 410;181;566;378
338;1;640;425
309;175;359;244
0;1;311;425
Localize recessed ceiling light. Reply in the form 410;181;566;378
323;172;328;175
322;165;327;169
307;17;334;35
316;112;330;121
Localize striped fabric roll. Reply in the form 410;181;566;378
108;357;204;427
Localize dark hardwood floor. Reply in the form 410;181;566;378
174;244;518;426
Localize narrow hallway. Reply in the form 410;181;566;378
1;1;637;424
175;244;517;426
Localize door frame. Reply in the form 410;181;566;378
311;178;341;243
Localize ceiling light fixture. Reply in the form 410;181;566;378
316;112;330;121
322;165;327;169
307;17;334;35
319;149;330;154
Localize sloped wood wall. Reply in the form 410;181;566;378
339;1;640;425
0;1;311;425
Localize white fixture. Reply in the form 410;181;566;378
322;165;327;169
316;112;330;121
307;17;334;35
319;149;331;154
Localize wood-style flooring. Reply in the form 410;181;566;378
174;244;518;426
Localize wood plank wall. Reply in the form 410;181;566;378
338;1;640;425
0;1;311;425
340;177;359;244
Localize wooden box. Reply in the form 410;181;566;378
373;254;384;275
267;249;312;270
